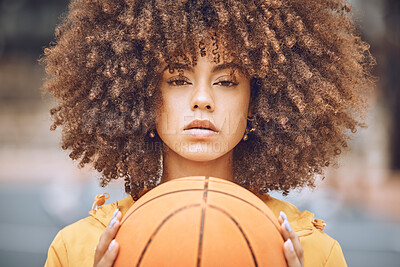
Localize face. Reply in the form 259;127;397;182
156;56;251;162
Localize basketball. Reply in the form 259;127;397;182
114;176;286;267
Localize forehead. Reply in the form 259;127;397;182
162;60;242;74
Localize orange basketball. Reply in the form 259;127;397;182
114;176;286;267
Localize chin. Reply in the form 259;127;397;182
182;142;231;160
181;152;223;162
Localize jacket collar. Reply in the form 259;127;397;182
89;196;135;227
257;193;321;236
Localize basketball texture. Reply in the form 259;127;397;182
114;176;286;267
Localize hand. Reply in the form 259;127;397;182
279;211;304;267
94;209;122;267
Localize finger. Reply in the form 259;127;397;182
115;209;123;222
279;211;287;225
94;209;121;264
278;215;284;225
278;211;286;234
291;232;304;265
97;240;119;267
280;218;291;241
96;209;121;253
282;219;304;264
284;239;302;267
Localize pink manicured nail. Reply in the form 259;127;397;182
109;240;117;251
286;239;294;252
109;217;118;228
112;208;119;219
280;211;287;221
283;219;292;233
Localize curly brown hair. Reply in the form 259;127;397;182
41;0;374;200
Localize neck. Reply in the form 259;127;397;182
161;146;234;183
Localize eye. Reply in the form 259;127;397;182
214;80;238;87
167;77;192;86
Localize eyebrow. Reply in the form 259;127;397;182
163;62;241;74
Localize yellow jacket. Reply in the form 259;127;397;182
45;194;347;267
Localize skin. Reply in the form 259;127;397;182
93;57;304;267
157;57;251;182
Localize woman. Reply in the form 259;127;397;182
42;0;374;266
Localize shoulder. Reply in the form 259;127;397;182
45;196;134;267
257;193;347;267
45;216;103;267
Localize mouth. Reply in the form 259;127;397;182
183;119;219;138
183;119;218;132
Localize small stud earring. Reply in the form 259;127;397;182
243;133;248;141
149;130;155;138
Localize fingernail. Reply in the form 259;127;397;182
112;208;119;219
280;211;287;221
284;219;292;233
286;239;294;252
108;240;117;251
109;217;118;228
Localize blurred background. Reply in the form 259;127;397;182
0;0;399;266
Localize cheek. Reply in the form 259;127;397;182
214;109;245;146
156;93;183;135
220;94;250;137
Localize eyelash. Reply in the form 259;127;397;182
166;78;238;87
214;80;238;87
167;77;191;86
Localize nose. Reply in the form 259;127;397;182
190;84;215;112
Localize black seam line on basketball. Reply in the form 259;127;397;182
208;204;258;267
207;190;282;237
121;188;204;224
197;176;209;267
136;203;201;267
122;189;282;241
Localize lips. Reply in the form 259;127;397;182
184;119;218;132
